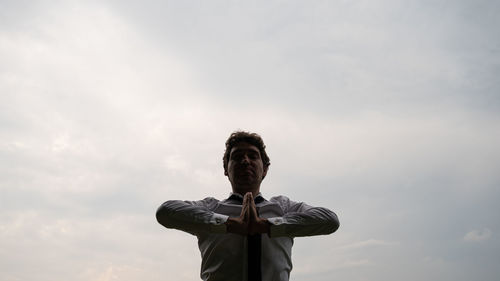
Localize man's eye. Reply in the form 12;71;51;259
231;154;242;160
230;152;259;161
249;153;259;159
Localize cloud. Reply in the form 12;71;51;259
463;228;492;242
1;1;500;281
339;239;399;250
93;266;115;281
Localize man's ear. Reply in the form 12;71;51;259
224;169;228;176
262;166;268;179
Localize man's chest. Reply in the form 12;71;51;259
213;202;285;218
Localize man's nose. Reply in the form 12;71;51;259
240;155;250;164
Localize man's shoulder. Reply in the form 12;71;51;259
180;196;221;209
200;196;220;201
268;195;296;206
269;195;291;201
198;196;221;205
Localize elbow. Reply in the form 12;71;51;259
156;202;174;229
326;211;340;234
155;206;167;227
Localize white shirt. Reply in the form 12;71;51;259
156;193;339;281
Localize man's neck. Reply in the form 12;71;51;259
232;185;260;197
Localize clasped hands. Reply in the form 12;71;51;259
225;192;270;235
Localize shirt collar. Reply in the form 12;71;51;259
227;192;266;204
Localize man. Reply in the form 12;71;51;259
156;131;339;281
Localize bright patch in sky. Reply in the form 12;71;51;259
1;1;499;281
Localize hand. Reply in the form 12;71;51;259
225;192;270;235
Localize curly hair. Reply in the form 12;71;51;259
223;131;271;174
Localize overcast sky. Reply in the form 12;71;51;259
1;0;500;281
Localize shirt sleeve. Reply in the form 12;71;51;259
156;198;229;235
267;196;340;238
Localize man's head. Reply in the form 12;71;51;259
223;131;271;195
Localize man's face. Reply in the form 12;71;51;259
225;142;267;189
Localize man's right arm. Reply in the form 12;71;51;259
156;198;229;235
266;196;340;238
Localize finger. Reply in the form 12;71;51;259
245;195;252;221
249;198;258;220
245;193;259;222
244;193;252;208
239;204;246;219
247;193;253;205
244;192;252;203
242;195;251;221
240;195;249;219
249;193;255;208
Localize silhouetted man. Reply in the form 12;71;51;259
156;131;339;281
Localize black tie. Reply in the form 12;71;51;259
227;194;263;281
247;233;262;281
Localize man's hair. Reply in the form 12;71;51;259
223;131;271;173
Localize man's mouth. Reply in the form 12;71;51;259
237;167;254;175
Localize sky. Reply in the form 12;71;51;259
1;0;499;280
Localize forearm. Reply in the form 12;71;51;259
268;207;339;237
156;200;228;235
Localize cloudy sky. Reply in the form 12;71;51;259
1;0;499;280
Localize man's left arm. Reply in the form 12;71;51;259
266;196;339;238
